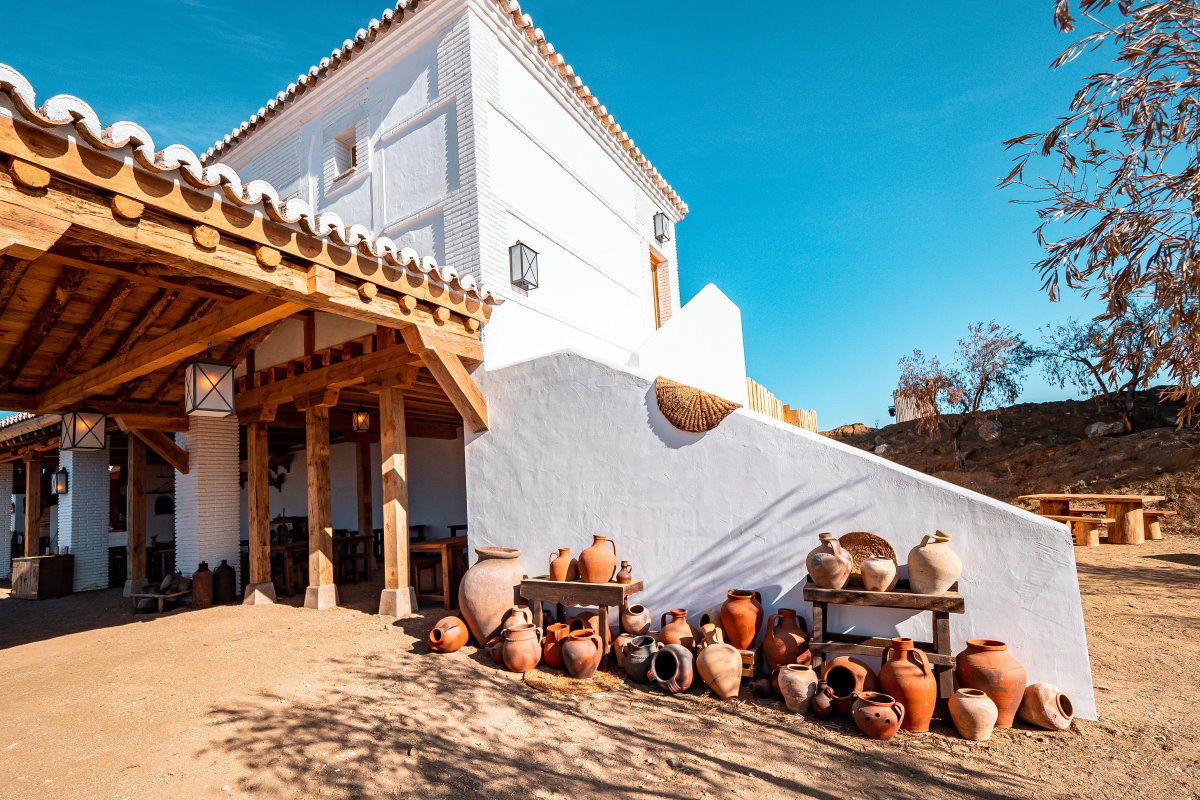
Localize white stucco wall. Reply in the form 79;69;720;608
464;351;1097;719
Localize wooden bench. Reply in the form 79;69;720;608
130;590;188;613
1067;506;1177;541
1044;514;1115;547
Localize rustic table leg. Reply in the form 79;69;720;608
933;611;953;704
1147;517;1163;540
599;605;611;666
1040;499;1070;517
810;601;827;672
1106;501;1145;545
439;546;452;610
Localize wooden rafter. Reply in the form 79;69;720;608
235;348;420;416
117;297;216;401
0;265;86;392
0;197;70;260
38;277;136;392
401;326;488;433
0;257;30;319
103;289;177;364
116;421;189;475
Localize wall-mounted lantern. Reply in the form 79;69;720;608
52;467;69;496
352;407;371;433
654;212;672;243
61;410;106;451
509;241;539;291
184;358;236;417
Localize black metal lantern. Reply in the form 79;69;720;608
654;212;671;243
60;410;106;451
184;358;236;417
352;407;371;433
52;467;68;496
509;241;539;291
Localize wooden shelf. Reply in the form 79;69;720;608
802;579;964;614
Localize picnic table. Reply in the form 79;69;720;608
1018;493;1166;545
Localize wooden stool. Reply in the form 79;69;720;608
1045;514;1114;547
1143;509;1176;540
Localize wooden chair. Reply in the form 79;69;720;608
1044;514;1114;547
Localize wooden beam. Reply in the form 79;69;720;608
356;439;373;540
37;251;235;302
378;386;410;599
236;349;420;414
399;323;484;364
0;200;70;260
102;288;177;363
412;347;488;433
39;278;136;392
117;423;189;475
305;405;335;603
23;453;41;557
246;421;271;587
0;266;86;392
117;297;216;401
0;257;30;319
126;434;147;589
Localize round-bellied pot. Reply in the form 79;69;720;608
548;548;578;582
562;628;605;679
429;616;469;653
955;639;1026;728
949;688;998;741
623;635;658;683
806;533;853;590
578;535;618;583
852;692;905;741
613;632;635;669
822;656;880;715
621;603;652;636
542;623;571;669
907;531;962;595
695;625;742;700
500;623;542;673
569;611;611;649
659;609;699;651
879;638;937;733
650;643;695;694
777;664;820;713
811;680;836;720
860;557;899;592
764;608;811;674
1018;683;1074;731
458;547;525;645
719;590;764;650
501;605;534;632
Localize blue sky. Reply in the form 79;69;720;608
0;1;1103;427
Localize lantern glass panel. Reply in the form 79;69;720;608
184;359;236;417
52;467;68;495
509;242;539;290
654;212;672;243
61;411;106;451
352;409;371;432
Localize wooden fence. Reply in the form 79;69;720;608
745;378;818;432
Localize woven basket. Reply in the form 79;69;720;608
839;531;897;584
655;377;741;433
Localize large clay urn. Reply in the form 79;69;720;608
806;533;853;590
851;692;905;741
578;535;618;583
500;623;542;673
822;656;880;715
811;680;836;720
650;643;695;694
623;635;658;683
719;590;764;650
860;557;899;592
777;664;820;713
1018;683;1074;731
659;609;699;651
879;638;937;732
907;531;962;595
562;629;604;679
548;548;579;582
955;639;1026;728
457;547;525;645
763;608;811;673
695;625;742;701
621;603;652;636
949;688;998;741
429;616;469;653
542;623;571;669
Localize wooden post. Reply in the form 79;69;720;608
22;454;40;557
356;440;373;540
1106;501;1145;545
123;436;147;596
377;385;416;616
303;404;337;609
244;421;276;604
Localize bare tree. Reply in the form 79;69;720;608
897;321;1034;469
1033;317;1110;398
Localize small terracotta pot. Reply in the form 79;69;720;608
955;639;1026;728
852;691;905;741
719;590;764;650
650;643;695;694
578;535;618;583
562;628;604;679
879;638;936;733
1018;683;1074;731
811;680;836;720
500;623;542;673
949;688;998;741
698;607;724;633
621;603;652;636
485;636;503;664
542;623;571;669
763;608;810;674
695;625;742;700
777;664;819;713
548;548;579;582
860;557;899;592
429;616;469;653
659;609;699;651
806;533;853;590
623;635;657;683
822;656;880;715
501;605;534;632
613;632;635;669
616;561;633;584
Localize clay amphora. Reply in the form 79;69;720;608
214;559;237;604
650;643;695;694
659;609;699;651
949;688;998;741
698;607;724;633
458;547;525;645
613;632;635;669
955;639;1026;728
763;608;811;673
500;623;542;673
561;629;604;679
623;635;658;683
578;535;618;583
811;680;836;720
822;656;880;715
719;590;764;650
806;533;853;590
777;664;820;713
542;623;571;669
695;625;742;700
548;548;579;582
621;603;652;636
1018;683;1074;731
860;557;899;592
879;638;937;732
616;561;633;584
907;531;962;595
191;561;213;610
501;605;534;632
429;616;469;653
851;692;905;741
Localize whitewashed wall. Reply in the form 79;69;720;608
465;351;1097;719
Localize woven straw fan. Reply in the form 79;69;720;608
655;377;741;433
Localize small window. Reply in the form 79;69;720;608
332;127;358;181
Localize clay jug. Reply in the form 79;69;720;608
806;533;853;590
561;628;604;679
698;607;724;633
616;561;633;584
214;559;237;604
659;609;699;651
1018;683;1074;731
649;643;695;694
955;639;1026;728
458;547;525;645
949;688;998;741
860;557;899;592
485;636;504;664
623;635;658;683
777;664;820;713
879;637;937;732
822;656;880;715
852;692;905;741
569;611;611;648
500;623;542;673
191;561;213;610
501;605;534;632
907;531;962;595
695;625;742;701
542;623;571;669
621;603;652;636
763;608;811;673
613;632;635;669
578;535;618;583
548;548;578;582
429;616;469;653
719;590;763;650
811;680;836;720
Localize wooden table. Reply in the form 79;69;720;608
1019;493;1166;545
409;536;469;609
271;542;308;597
519;577;645;659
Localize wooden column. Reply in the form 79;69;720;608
244;421;276;604
377;385;415;616
22;454;40;557
124;436;147;595
303;403;337;609
356;440;373;539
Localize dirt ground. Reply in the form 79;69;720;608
0;539;1196;800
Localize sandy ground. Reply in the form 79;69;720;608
0;539;1196;800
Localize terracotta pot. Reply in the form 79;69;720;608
429;616;469;653
695;625;742;700
623;635;658;683
1018;683;1074;731
879;637;937;733
806;533;853;590
500;623;542;673
659;609;699;651
719;590;764;650
501;604;534;632
949;688;998;741
485;636;503;664
777;664;820;713
578;535;618;583
542;623;571;669
613;632;635;669
650;643;695;694
763;608;811;674
860;557;899;592
852;691;905;741
548;548;579;582
907;531;962;595
698;607;724;633
562;628;604;679
458;547;525;645
822;656;880;715
569;611;611;648
955;639;1026;728
621;603;652;636
811;680;836;720
616;561;633;584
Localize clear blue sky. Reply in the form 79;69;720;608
0;1;1103;427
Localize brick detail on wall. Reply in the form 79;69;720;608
0;462;10;580
57;448;111;592
174;417;241;585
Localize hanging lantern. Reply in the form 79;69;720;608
51;467;68;496
509;241;539;290
60;410;106;451
654;212;672;243
352;407;371;433
184;358;236;417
